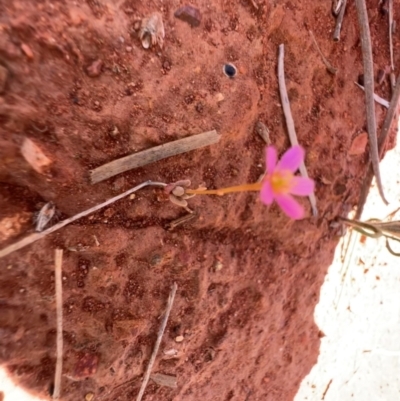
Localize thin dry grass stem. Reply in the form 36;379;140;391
277;44;318;217
355;75;400;219
355;0;388;204
0;181;167;259
53;249;63;400
389;0;394;70
136;283;178;401
309;30;337;74
354;82;389;108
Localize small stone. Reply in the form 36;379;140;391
175;335;184;343
349;133;368;156
21;43;34;59
126;46;132;52
85;393;94;401
174;5;202;27
129;194;136;200
214;261;223;271
0;65;8;94
86;59;103;77
215;93;224;102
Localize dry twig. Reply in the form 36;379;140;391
333;0;347;41
53;249;63;400
309;30;337;74
167;213;197;230
355;0;388;204
354;82;390;108
277;44;318;217
136;283;178;401
90;130;220;183
0;181;167;259
389;0;394;70
355;74;400;219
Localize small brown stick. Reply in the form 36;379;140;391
321;379;333;400
0;180;167;259
333;0;347;41
53;249;63;400
136;282;178;401
309;30;337;74
389;0;394;70
354;82;390;108
277;44;318;217
90;130;220;183
355;0;388;204
355;74;400;219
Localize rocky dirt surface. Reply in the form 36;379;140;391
0;1;399;401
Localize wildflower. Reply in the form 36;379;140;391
260;145;314;219
184;145;315;220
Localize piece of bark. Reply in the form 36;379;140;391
150;373;177;389
21;138;52;174
90;130;220;184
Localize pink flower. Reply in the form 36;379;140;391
260;145;315;220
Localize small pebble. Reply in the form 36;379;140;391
214;261;223;271
129;194;136;200
85;393;94;401
126;46;132;52
86;59;103;77
21;43;34;59
215;93;224;102
175;335;184;343
174;5;202;27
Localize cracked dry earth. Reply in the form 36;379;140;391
0;1;399;401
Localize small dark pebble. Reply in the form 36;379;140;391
223;63;237;78
174;5;202;27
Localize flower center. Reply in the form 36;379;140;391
269;170;293;194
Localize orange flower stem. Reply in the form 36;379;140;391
186;182;262;196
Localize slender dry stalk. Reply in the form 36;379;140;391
389;0;394;70
136;283;178;401
309;30;337;74
277;44;318;217
355;74;400;219
53;249;63;400
0;181;167;259
354;82;390;108
333;0;347;41
355;0;388;204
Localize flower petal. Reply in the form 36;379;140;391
266;146;277;174
289;176;315;196
260;179;274;205
277;145;304;172
275;194;304;219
